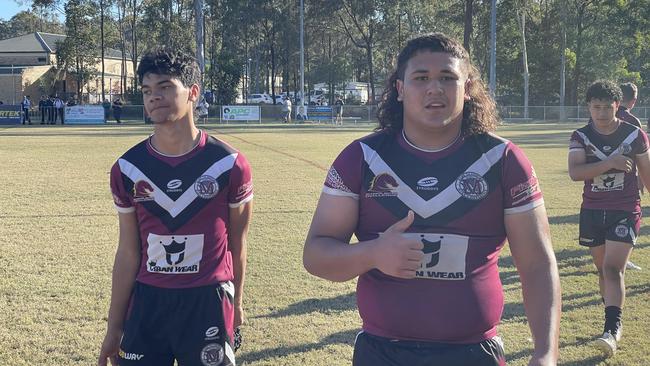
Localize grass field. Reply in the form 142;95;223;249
1;121;649;366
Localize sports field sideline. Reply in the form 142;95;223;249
1;122;648;366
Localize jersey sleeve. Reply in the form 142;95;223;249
322;141;363;199
632;128;649;155
110;161;135;213
569;130;586;152
228;152;254;208
502;142;544;215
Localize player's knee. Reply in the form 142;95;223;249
602;263;624;280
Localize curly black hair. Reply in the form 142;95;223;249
376;33;499;135
136;48;201;88
585;80;622;103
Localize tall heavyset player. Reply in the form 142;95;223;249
303;33;560;366
98;48;253;366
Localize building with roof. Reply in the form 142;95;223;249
0;32;135;105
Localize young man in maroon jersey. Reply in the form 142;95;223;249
98;48;253;366
568;80;650;357
616;82;644;270
303;33;560;366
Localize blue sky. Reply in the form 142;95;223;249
0;1;32;21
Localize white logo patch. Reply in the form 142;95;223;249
205;326;220;339
455;172;489;200
417;177;439;191
200;343;224;366
194;175;219;199
400;233;469;280
615;225;629;238
592;173;624;192
146;234;204;274
167;179;183;192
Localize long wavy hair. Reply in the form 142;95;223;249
376;33;499;135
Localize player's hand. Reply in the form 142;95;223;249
98;329;122;366
607;152;633;173
234;304;245;329
372;211;424;279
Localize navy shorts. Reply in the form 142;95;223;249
579;208;640;247
118;281;236;366
353;331;506;366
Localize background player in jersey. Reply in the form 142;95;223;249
568;80;650;357
303;33;560;366
98;48;253;366
616;82;644;270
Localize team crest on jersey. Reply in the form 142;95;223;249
146;234;204;274
366;173;398;197
455;172;489;200
399;233;469;280
133;180;155;202
617;143;632;154
200;343;224;366
194;175;219;199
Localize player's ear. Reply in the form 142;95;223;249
464;79;472;101
188;84;200;102
396;79;404;102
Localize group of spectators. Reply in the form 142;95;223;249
19;95;73;125
102;99;124;124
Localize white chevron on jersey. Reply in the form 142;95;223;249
118;153;238;218
575;129;640;161
359;142;506;218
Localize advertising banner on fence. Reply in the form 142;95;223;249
65;105;105;124
0;105;22;125
307;106;332;121
222;106;260;121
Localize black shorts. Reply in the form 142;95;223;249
352;331;505;366
118;282;235;366
579;208;640;247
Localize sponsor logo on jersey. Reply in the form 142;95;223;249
603;145;612;152
194;175;219;199
416;177;439;191
366;173;398;197
166;179;183;192
205;326;220;340
615;225;629;238
146;234;204;274
399;233;469;280
200;343;224;366
133;180;155;202
592;173;624;192
510;176;540;205
455;172;489;200
119;349;144;361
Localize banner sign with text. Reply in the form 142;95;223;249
64;105;105;124
0;105;22;125
222;106;260;121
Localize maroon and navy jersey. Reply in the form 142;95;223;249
110;131;253;288
323;130;543;343
616;106;642;129
569;121;648;211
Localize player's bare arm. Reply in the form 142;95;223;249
505;204;560;366
304;194;423;282
634;151;650;189
98;211;141;366
228;200;253;328
568;148;633;181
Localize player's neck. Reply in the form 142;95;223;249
402;121;462;152
151;120;201;156
592;118;620;136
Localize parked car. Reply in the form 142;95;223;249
247;93;273;104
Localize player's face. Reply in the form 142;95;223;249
396;51;470;132
589;98;619;129
141;73;198;124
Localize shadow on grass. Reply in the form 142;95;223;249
255;292;356;319
238;328;358;364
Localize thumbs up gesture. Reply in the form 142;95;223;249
372;211;424;279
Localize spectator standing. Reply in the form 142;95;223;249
113;98;124;124
39;96;47;124
282;96;292;123
54;97;65;124
21;95;32;124
334;96;344;126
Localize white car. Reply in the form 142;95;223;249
247;93;273;104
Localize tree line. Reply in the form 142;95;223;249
1;0;648;106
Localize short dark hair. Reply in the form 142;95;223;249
619;82;637;103
377;33;498;136
137;48;201;88
585;80;622;103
